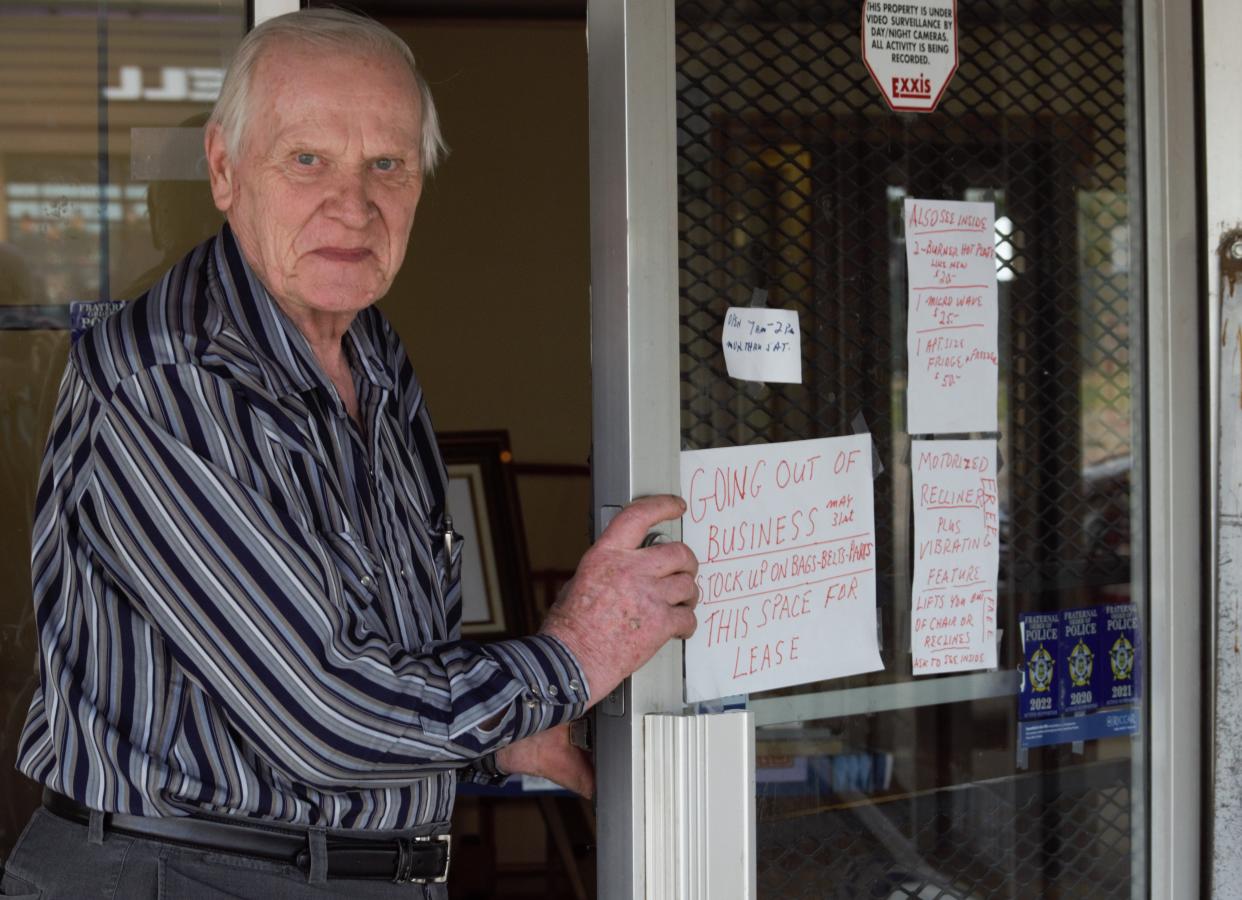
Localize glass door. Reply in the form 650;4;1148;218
0;0;247;858
675;2;1147;895
588;0;1201;896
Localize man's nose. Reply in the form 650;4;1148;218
326;171;376;227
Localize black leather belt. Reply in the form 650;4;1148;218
42;790;450;884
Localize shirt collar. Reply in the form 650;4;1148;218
208;224;395;399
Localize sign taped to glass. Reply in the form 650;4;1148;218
680;435;884;702
861;0;959;112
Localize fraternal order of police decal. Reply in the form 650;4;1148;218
1019;603;1143;723
1060;607;1102;713
69;300;126;343
1018;612;1060;720
1102;602;1142;705
1017;603;1142;747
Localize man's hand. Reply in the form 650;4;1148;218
496;724;594;798
540;494;699;705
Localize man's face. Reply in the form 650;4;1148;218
206;42;424;327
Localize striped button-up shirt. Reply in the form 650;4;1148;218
17;226;588;830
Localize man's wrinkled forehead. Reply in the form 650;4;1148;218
240;38;421;149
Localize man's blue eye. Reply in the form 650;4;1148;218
374;158;396;172
295;153;316;166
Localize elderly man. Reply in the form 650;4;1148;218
3;9;697;899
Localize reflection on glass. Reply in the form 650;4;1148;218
676;0;1144;896
0;1;243;857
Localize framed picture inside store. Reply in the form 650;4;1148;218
438;431;533;640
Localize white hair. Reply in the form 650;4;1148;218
207;8;447;175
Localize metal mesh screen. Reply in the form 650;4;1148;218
756;761;1133;899
677;0;1135;589
676;0;1141;895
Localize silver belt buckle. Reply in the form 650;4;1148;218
398;833;451;884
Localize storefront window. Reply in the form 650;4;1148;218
0;0;243;856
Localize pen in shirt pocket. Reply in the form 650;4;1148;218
442;514;456;583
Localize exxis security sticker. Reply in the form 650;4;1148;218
1060;607;1103;713
1018;612;1060;720
1101;603;1142;706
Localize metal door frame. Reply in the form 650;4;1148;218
1142;0;1203;895
587;0;682;898
587;0;1205;897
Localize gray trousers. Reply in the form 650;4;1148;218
1;808;450;899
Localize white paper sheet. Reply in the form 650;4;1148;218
681;435;884;703
721;307;802;384
904;198;999;434
910;439;1000;675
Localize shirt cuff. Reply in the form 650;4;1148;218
458;752;509;786
484;634;591;743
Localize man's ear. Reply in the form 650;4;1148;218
204;122;235;214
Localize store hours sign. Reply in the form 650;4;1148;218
861;0;959;113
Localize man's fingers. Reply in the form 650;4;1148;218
638;540;699;577
545;729;595;798
595;494;686;549
669;606;698;640
657;573;699;609
571;751;596;799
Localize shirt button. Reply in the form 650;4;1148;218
568;679;581;694
361;575;376;591
546;684;559;698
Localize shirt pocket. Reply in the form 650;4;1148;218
424;517;462;639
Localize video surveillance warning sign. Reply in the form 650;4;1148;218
861;0;959;113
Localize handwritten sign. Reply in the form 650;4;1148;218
904;198;999;434
681;435;884;703
722;307;802;383
910;439;999;675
